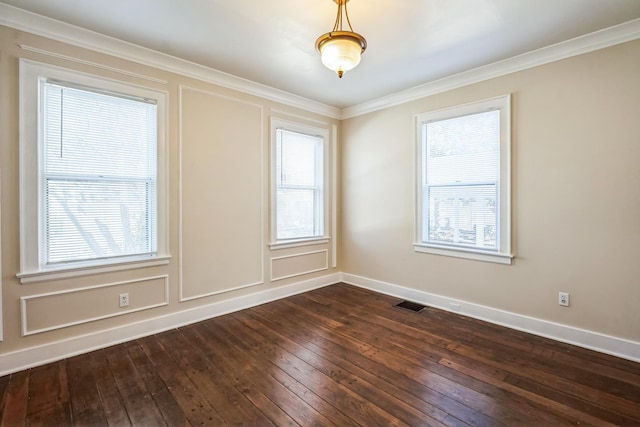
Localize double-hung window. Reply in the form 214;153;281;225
19;60;168;282
271;119;328;246
415;95;512;264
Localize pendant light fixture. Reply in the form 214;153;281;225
315;0;367;78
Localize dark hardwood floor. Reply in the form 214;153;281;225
1;283;639;426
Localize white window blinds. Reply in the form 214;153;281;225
422;110;500;250
43;80;158;265
275;129;324;240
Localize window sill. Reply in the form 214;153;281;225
269;237;329;250
17;255;172;284
414;244;513;265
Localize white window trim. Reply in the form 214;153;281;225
18;59;170;284
414;94;513;264
270;118;330;248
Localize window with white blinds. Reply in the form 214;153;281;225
275;128;324;240
415;95;512;264
43;81;158;265
270;119;328;246
19;60;168;281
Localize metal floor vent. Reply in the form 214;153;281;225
395;300;427;312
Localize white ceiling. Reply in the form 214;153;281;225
2;0;640;108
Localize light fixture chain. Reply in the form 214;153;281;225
343;2;355;32
332;2;342;32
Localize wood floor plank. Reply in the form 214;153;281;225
86;349;131;426
1;283;639;426
103;344;166;426
243;308;448;427
124;340;189;427
287;293;517;423
249;303;453;426
331;284;640;424
137;334;226;426
183;323;312;427
65;353;109;427
231;315;411;427
156;327;275;426
285;292;588;426
309;285;631;425
253;299;576;427
314;289;640;420
208;314;361;427
26;363;62;417
0;370;29;427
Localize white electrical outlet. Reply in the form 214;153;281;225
119;293;129;307
558;292;569;307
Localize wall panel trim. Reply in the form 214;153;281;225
20;275;169;336
270;250;329;282
177;85;265;302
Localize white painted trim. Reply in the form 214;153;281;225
331;124;338;269
269;108;329;127
178;281;265;303
269;118;331;246
414;94;512;265
177;85;266;302
2;4;636;120
413;244;513;265
20;275;169;336
18;45;168;84
342;18;640;118
18;59;171;282
18;256;171;284
270;250;329;282
341;273;640;364
0;3;340;119
269;238;329;250
0;273;341;377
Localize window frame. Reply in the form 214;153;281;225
270;118;329;248
18;59;170;284
414;94;512;264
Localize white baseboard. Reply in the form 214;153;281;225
0;273;341;376
341;273;640;363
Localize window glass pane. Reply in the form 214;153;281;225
44;84;157;180
423;109;500;251
276;188;316;239
277;129;318;187
43;82;157;265
275;127;324;241
425;110;499;184
46;180;155;264
424;185;497;249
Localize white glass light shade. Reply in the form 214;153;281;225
319;37;362;77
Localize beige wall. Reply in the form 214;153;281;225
0;26;339;358
341;40;640;342
1;22;638;369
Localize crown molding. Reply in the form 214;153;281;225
0;3;341;119
341;18;640;119
1;4;638;121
